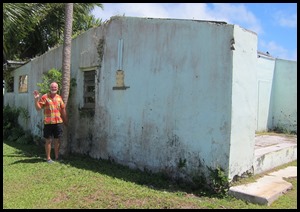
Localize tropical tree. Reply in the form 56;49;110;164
61;3;73;107
59;3;73;158
3;3;47;61
60;3;103;157
3;3;103;63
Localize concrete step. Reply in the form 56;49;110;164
228;166;297;206
253;135;297;175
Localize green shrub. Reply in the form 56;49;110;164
36;68;62;94
3;105;21;139
3;105;34;145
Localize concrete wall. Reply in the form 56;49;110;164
89;17;237;181
254;55;297;133
256;54;276;131
270;59;297;133
228;26;257;180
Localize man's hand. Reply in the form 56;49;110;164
61;108;68;126
33;90;42;111
33;90;40;99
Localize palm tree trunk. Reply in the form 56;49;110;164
61;3;73;157
61;3;73;106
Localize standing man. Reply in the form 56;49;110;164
33;82;68;163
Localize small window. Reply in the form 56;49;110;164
83;70;95;109
19;75;28;93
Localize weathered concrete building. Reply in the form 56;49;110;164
256;52;297;133
4;16;297;183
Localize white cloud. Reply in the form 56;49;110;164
94;3;171;21
273;11;297;28
115;3;169;18
162;3;211;20
96;3;209;20
209;3;263;35
94;3;263;34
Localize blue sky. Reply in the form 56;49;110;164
92;3;297;61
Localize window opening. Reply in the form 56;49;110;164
19;75;28;93
83;70;95;109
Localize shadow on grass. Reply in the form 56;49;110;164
4;140;222;198
8;158;46;165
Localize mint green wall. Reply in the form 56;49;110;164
255;56;297;133
228;26;257;179
256;54;276;131
93;17;235;180
271;59;297;133
92;17;259;181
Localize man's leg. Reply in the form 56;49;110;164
54;138;61;160
45;138;52;161
54;123;63;160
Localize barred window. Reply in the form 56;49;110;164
83;70;95;109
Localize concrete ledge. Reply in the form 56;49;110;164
253;135;297;175
229;166;297;206
253;140;297;175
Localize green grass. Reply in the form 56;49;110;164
3;140;297;209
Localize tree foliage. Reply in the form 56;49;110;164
36;68;62;94
3;3;103;62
